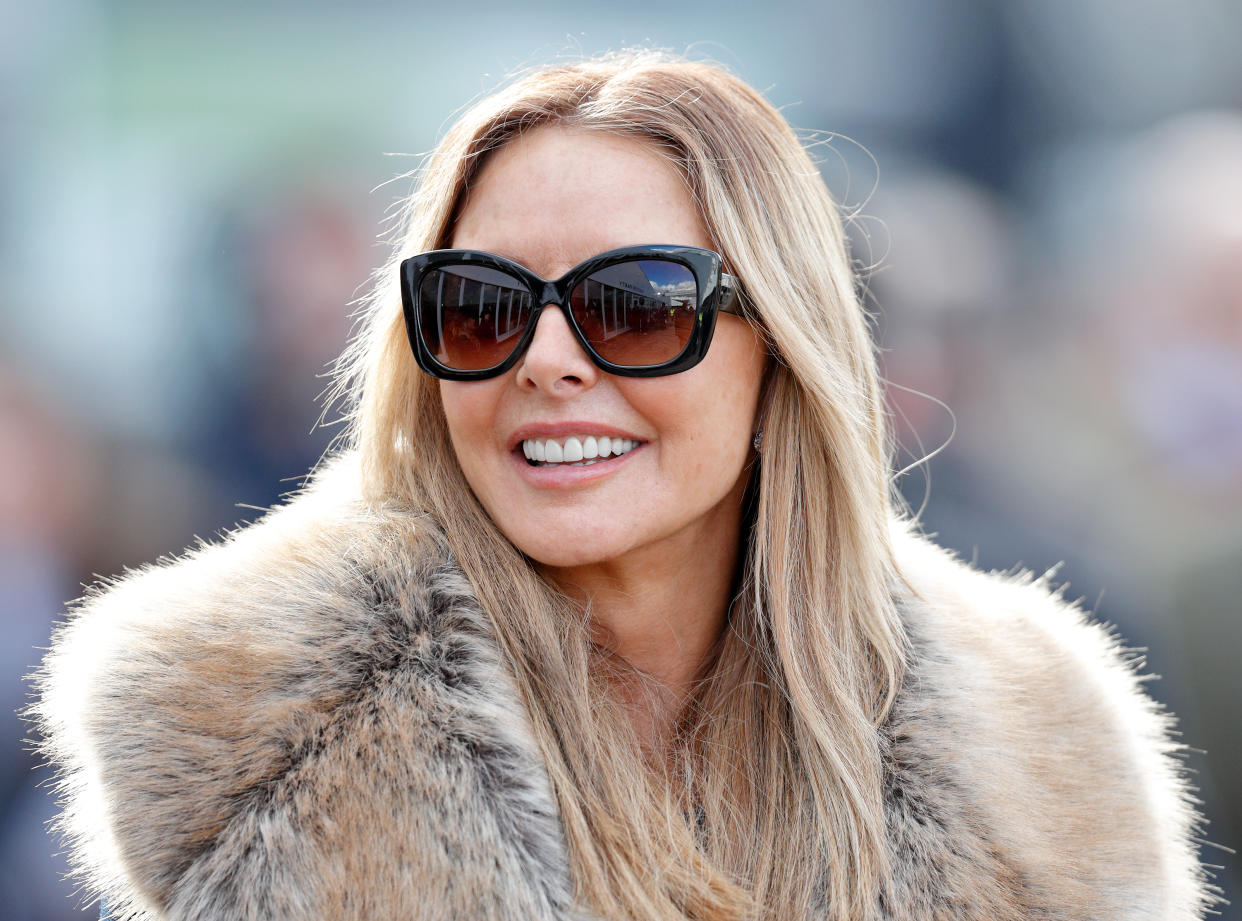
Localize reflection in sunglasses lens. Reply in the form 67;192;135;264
570;260;697;367
420;265;534;370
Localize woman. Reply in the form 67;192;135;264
35;52;1209;920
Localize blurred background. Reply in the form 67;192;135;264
3;0;1239;916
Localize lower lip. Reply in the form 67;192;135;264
510;444;642;487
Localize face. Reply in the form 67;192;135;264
442;125;767;571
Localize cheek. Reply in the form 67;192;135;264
683;331;767;439
632;369;759;484
438;381;501;471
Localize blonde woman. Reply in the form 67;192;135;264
36;52;1209;921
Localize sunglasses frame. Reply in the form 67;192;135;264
399;244;747;381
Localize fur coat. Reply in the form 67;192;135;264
33;454;1209;920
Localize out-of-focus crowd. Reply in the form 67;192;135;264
3;1;1239;917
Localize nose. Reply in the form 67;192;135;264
515;304;599;395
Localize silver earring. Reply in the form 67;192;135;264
752;428;763;451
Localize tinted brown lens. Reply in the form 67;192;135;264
570;260;698;367
419;265;533;370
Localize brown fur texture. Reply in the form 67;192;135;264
32;455;1210;920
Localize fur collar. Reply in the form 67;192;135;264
34;454;1208;920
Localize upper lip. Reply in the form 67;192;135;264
506;422;646;452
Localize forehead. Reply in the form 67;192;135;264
450;125;713;278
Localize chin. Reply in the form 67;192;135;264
520;544;615;570
507;529;627;570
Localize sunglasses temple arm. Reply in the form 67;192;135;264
718;273;748;317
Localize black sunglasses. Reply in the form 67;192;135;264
399;244;748;380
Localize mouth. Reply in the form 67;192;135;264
520;434;642;467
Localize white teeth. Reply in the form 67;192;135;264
520;434;641;466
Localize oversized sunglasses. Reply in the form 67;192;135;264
399;244;747;380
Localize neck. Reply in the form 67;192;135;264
539;479;747;748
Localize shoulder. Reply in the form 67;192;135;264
886;520;1210;920
32;453;576;920
35;452;461;791
39;453;446;701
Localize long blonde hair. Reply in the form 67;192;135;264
330;51;904;921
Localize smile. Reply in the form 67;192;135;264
521;435;640;466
